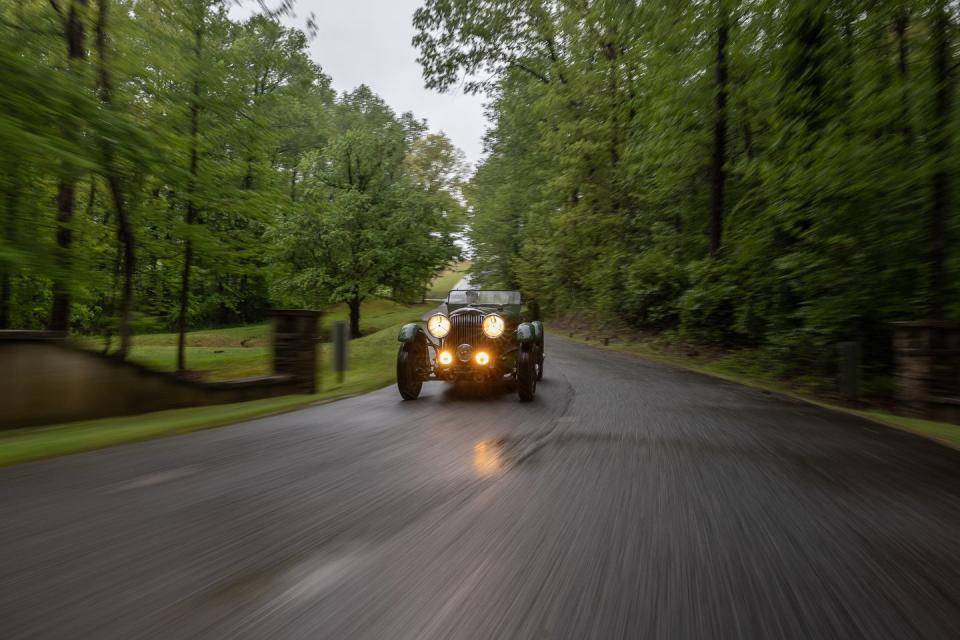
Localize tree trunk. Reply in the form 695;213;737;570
176;221;194;371
111;175;135;358
895;7;912;144
95;0;135;359
709;1;728;256
0;179;18;329
49;181;76;332
177;20;204;372
49;0;88;333
348;295;362;339
0;273;9;329
928;1;952;319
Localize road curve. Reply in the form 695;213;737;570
1;336;958;639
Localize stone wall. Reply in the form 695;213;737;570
272;310;321;393
893;321;960;424
2;309;320;429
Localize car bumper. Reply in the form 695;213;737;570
434;363;499;382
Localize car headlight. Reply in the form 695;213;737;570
427;313;450;338
482;314;505;338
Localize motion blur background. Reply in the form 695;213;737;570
2;0;958;405
2;3;960;639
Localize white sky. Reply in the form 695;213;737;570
255;0;489;168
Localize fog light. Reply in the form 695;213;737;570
438;351;453;366
475;351;490;366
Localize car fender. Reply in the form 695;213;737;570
531;320;544;344
397;323;426;344
516;322;537;345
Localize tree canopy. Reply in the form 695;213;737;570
416;0;960;387
0;0;464;363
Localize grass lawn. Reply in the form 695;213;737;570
0;395;318;467
426;260;470;298
1;263;471;466
1;324;418;467
76;261;471;381
553;329;960;448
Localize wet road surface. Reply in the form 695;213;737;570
2;336;959;639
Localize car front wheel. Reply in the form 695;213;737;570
517;349;536;402
397;341;425;400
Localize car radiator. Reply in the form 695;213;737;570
446;312;490;353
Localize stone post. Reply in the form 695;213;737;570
270;309;322;394
893;320;960;424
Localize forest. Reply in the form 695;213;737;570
1;0;464;368
4;0;959;396
414;0;960;392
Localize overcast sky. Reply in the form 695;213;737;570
269;0;489;168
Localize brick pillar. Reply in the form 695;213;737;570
893;320;960;423
270;309;321;394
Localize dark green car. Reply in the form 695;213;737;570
396;289;544;401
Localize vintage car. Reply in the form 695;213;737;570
396;289;544;401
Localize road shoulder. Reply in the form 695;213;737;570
548;330;960;450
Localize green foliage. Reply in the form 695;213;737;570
1;1;463;367
269;87;462;332
417;0;960;388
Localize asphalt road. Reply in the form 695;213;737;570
2;336;959;639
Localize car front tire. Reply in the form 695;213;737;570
397;341;425;400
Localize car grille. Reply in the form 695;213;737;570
446;312;490;353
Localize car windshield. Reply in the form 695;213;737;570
447;290;522;306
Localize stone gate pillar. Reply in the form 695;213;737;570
270;309;322;394
893;320;960;424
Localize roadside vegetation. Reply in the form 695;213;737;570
554;326;960;448
0;395;316;467
2;1;464;363
0;263;469;466
415;1;960;399
76;262;467;381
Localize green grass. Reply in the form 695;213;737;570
427;260;471;298
76;299;428;381
553;330;960;448
76;262;471;381
0;395;318;467
1;263;473;466
0;323;415;467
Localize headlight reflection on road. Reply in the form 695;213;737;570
472;440;502;476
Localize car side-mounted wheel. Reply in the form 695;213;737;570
517;348;536;402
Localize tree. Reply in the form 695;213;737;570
93;0;139;358
48;0;90;332
271;87;460;337
709;0;729;256
927;0;953;318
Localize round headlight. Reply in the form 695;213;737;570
482;314;505;338
427;313;450;338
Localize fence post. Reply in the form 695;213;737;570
332;320;348;384
270;309;322;394
837;341;860;401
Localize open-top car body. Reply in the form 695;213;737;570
396;289;544;401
